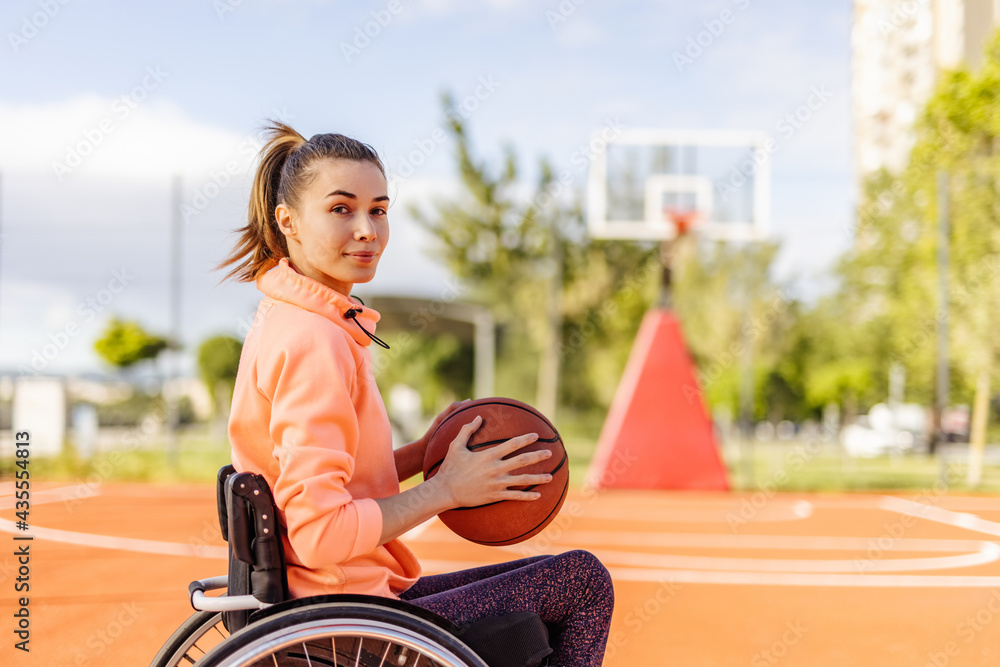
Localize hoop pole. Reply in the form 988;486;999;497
658;239;673;309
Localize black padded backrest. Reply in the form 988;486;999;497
214;465;289;633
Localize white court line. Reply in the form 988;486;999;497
0;517;227;559
580;544;1000;573
589;495;1000;584
519;530;991;553
934;498;1000;511
0;484;99;510
5;484;999;586
413;560;1000;587
0;482;428;560
879;496;1000;538
578;496;1000;577
806;496;1000;512
607;567;1000;588
0;482;226;558
582;500;812;523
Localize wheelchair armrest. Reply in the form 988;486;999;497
216;465;236;542
189;576;274;613
226;472;282;569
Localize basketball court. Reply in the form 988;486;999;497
4;480;1000;666
2;130;971;667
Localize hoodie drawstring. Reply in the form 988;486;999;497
344;307;390;349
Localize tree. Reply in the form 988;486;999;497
93;317;170;371
410;92;658;420
670;238;797;422
374;332;473;414
833;28;1000;450
196;335;243;418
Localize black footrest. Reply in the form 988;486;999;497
456;611;552;667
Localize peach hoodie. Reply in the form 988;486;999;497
228;257;421;599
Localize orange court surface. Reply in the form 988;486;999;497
4;480;1000;666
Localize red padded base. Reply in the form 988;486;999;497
586;309;729;491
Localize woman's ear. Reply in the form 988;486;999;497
275;203;295;237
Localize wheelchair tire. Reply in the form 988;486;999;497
149;610;230;667
195;600;489;667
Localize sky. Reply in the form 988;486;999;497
0;0;855;378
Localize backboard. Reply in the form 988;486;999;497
587;129;770;242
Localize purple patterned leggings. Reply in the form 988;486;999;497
400;549;614;667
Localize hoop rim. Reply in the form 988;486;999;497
663;207;703;237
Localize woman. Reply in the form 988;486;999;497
217;120;613;666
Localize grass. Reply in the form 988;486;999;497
0;430;233;485
6;428;1000;494
723;439;1000;494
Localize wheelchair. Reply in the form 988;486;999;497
150;465;553;667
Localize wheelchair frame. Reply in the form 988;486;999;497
149;465;552;667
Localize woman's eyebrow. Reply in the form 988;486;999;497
325;190;390;203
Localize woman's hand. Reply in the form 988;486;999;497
394;399;474;483
412;399;472;456
378;408;554;544
432;415;554;510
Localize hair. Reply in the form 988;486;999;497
215;120;386;284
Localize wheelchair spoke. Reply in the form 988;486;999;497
151;611;232;667
185;604;487;667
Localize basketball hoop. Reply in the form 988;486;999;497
664;207;701;238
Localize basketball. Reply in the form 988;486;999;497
422;397;569;546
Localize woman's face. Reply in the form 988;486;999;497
276;158;389;297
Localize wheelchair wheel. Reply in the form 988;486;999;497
150;610;230;667
196;601;488;667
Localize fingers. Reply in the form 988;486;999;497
469;469;554;505
494;432;540;456
502;446;552;471
508;472;555;487
443;398;472;417
496;485;548;501
432;398;472;429
448;415;483;451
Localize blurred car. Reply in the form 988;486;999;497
840;403;929;457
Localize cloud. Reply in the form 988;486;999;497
0;91;462;374
553;16;609;48
0;93;252;183
413;0;534;16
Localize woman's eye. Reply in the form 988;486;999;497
332;205;350;214
372;207;387;216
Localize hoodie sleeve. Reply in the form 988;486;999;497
256;317;383;570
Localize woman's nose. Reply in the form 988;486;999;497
354;215;377;240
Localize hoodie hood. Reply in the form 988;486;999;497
256;257;382;348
